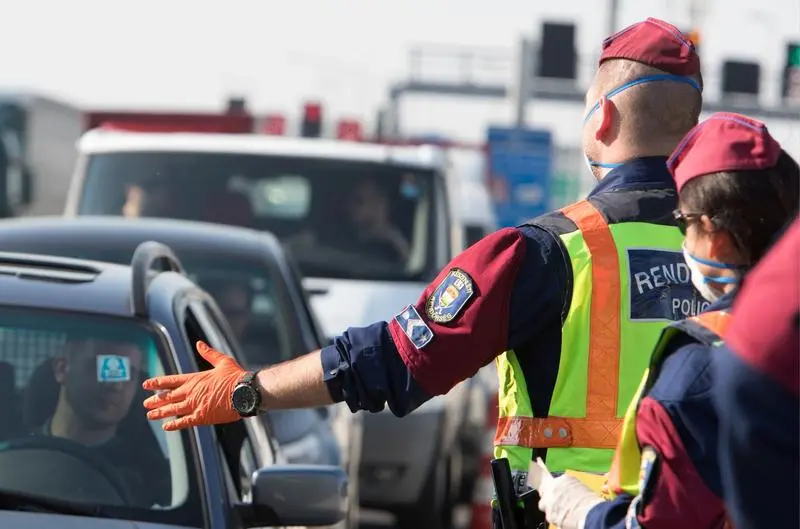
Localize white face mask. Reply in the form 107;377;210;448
682;244;742;303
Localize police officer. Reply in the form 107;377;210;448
712;215;799;529
142;15;704;519
536;113;800;529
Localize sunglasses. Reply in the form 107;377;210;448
672;209;703;235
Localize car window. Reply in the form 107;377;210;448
184;259;294;368
78;151;440;282
0;306;202;526
464;225;490;248
181;301;262;500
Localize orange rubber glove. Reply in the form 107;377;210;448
142;341;248;431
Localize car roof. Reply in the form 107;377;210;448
0;216;285;265
78;129;449;170
0;248;194;318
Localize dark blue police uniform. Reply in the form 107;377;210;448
320;157;682;418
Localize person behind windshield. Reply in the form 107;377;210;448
344;178;409;263
122;178;195;220
204;278;283;366
536;113;799;529
45;337;169;507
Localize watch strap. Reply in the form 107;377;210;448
238;370;259;387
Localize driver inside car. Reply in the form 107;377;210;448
203;278;285;366
344;178;410;263
39;337;169;507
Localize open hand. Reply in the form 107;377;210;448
142;341;246;431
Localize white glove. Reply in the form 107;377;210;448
537;474;605;529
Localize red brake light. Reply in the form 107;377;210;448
304;103;322;122
261;114;287;135
336;120;363;142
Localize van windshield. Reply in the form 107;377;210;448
78;152;439;282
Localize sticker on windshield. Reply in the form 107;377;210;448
97;355;131;383
395;305;434;349
426;268;475;324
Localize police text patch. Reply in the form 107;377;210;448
426;268;475;324
395;305;434;349
627;249;710;321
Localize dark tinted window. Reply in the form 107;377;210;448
78;152;438;282
464;225;490;248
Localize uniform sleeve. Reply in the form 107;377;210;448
321;225;568;416
713;345;799;529
585;340;725;529
711;217;800;529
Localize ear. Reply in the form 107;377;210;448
52;356;69;384
702;215;739;261
595;96;615;141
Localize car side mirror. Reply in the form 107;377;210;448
239;464;348;527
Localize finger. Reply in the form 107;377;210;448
196;341;228;366
142;389;183;410
142;373;194;391
146;400;194;421
162;413;202;432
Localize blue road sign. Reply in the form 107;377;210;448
485;125;553;228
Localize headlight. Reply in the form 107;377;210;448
280;432;326;465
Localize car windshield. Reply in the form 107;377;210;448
78;151;439;282
0;306;201;525
0;238;298;367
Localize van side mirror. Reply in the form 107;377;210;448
238;464;348;527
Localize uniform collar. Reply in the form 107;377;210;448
707;289;737;313
588;156;674;197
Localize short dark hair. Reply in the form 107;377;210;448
680;149;800;265
595;59;703;144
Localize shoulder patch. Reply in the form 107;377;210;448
627;248;710;321
425;268;475;324
625;446;660;529
638;446;660;504
394;305;434;349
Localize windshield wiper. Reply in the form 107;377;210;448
0;488;112;518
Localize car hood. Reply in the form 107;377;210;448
302;277;428;339
0;510;195;529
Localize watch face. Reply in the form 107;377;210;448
232;384;258;415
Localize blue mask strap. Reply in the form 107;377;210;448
583;74;702;124
704;275;739;285
588;160;624;169
688;251;741;270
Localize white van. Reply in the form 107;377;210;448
445;147;498;250
64;129;483;527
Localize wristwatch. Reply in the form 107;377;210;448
231;371;262;417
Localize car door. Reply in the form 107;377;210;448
177;293;282;528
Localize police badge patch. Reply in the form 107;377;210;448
425;268;475;324
625;446;660;529
637;446;660;505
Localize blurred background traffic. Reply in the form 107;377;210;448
0;1;796;529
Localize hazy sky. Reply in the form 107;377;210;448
3;0;798;149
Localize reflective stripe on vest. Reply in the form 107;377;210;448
494;199;691;476
606;310;732;497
